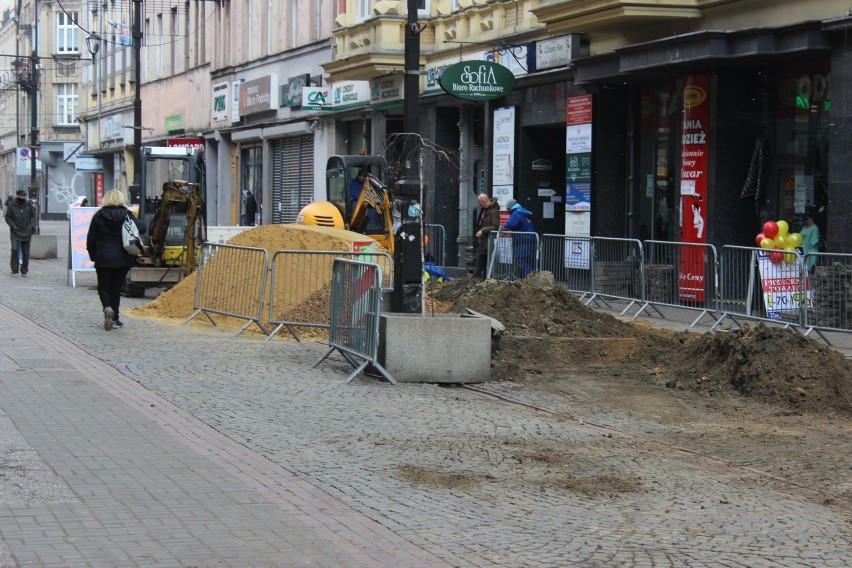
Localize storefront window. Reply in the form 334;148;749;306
637;81;679;242
774;60;830;242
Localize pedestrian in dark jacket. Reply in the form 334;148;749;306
86;189;146;330
4;189;36;276
502;198;536;278
473;193;500;278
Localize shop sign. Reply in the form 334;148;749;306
566;153;591;182
74;156;103;172
302;86;332;111
565;95;593;220
283;74;310;107
332;80;370;110
212;81;228;122
534;35;579;71
165;115;184;132
168;137;204;150
231;80;243;123
484;45;529;77
239;74;278;116
424;55;458;95
567;95;593;125
370;75;404;109
492;106;516;188
439;60;516;102
532;158;552;171
678;74;711;303
100;114;126;142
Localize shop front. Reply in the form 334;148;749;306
575;23;842;252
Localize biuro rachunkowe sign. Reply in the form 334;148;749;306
438;60;516;101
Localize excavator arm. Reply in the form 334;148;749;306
349;174;395;255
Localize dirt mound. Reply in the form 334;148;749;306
430;273;852;416
131;224;372;322
429;272;644;338
663;324;852;415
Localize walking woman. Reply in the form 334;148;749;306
86;189;146;330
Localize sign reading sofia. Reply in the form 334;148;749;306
438;60;515;101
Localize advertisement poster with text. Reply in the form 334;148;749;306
678;75;710;302
756;250;811;319
565;95;593;232
492;107;516;188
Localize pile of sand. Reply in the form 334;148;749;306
130;224;375;323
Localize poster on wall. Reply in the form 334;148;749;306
565;95;593;224
678;74;710;303
492;106;515;206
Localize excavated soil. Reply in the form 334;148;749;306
429;273;852;417
133;239;852;512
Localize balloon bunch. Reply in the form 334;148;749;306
755;220;803;265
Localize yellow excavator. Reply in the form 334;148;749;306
122;145;207;297
296;155;396;254
125;179;205;296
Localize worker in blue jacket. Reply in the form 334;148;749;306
502;199;536;278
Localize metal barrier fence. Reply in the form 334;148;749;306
425;223;446;266
803;252;852;342
266;250;394;341
186;242;270;336
487;230;540;281
539;234;593;298
638;240;719;327
312;259;396;384
586;237;644;316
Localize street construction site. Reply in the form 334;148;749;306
1;220;850;567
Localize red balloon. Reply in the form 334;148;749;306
763;221;779;239
755;233;766;246
769;251;784;264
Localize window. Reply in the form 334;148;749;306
57;11;79;53
418;0;430;16
56;83;78;125
357;0;371;20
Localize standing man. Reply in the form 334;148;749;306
502;198;536;278
244;190;257;226
472;193;500;278
4;189;36;277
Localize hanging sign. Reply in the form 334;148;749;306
438;60;516;101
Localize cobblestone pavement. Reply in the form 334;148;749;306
1;221;850;567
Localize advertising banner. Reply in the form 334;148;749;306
565;95;593;224
756;250;811;319
69;207;99;275
678;75;710;302
492;107;515;205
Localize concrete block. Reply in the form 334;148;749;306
378;313;491;383
29;234;58;259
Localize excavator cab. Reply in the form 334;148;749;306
297;155;397;253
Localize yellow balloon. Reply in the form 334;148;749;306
782;246;797;264
776;220;789;236
773;234;788;248
788;232;803;248
759;237;774;249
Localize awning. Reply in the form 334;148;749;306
575;21;831;84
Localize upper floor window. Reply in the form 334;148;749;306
56;83;78;126
57;11;79;53
418;0;430;16
357;0;371;20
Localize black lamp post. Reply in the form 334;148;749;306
394;0;425;313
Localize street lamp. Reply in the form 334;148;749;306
85;34;100;60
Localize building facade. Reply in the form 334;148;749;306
4;0;848;258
